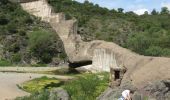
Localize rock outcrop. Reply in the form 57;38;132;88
49;88;70;100
97;87;157;100
143;80;170;100
20;0;170;90
98;80;170;100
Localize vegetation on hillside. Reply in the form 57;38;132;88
28;30;64;63
48;0;170;57
1;0;170;64
0;0;66;65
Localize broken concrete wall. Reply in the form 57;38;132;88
21;0;52;22
21;0;65;23
92;48;114;72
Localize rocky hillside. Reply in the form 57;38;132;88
0;0;66;66
48;0;170;57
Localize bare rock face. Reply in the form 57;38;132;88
97;87;158;100
49;88;70;100
143;80;170;100
97;87;122;100
20;0;170;89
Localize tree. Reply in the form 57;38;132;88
117;8;124;13
125;11;137;16
161;7;169;14
0;15;9;25
28;30;61;63
151;9;158;15
0;0;8;5
84;0;90;4
126;33;150;54
144;11;149;15
110;9;117;13
145;46;163;56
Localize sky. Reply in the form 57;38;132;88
75;0;170;15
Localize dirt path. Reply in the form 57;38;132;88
0;67;64;72
0;72;73;100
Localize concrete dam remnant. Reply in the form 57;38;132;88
20;0;170;88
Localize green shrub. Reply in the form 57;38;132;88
0;59;12;66
59;53;67;60
28;30;59;63
17;72;109;100
145;46;163;56
0;15;9;25
162;48;170;56
12;53;21;63
31;63;47;67
15;90;50;100
63;73;109;100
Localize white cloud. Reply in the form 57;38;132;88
161;2;170;10
128;4;144;10
133;8;149;15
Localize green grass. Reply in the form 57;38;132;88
18;72;109;100
19;76;61;93
15;90;50;100
31;63;47;67
0;59;12;66
62;72;109;100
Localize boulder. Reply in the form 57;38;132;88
120;80;137;92
132;92;144;100
143;80;170;100
97;82;136;100
97;87;157;100
49;88;70;100
97;87;122;100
